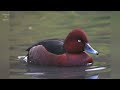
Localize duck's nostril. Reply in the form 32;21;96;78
96;52;99;55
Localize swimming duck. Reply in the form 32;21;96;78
26;28;99;66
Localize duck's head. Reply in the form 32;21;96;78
64;28;99;55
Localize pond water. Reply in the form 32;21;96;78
9;11;111;79
10;55;110;79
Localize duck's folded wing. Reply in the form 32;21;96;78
26;39;66;55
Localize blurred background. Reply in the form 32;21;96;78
0;11;113;79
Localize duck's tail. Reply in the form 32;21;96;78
17;54;28;63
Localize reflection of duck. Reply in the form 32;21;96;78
26;28;99;66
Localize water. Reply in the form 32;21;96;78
9;11;111;79
9;55;110;79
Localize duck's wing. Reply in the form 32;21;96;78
26;39;66;55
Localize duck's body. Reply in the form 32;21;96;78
26;29;99;66
27;45;92;66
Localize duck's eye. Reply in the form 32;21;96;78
78;40;81;42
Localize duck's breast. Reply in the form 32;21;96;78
57;52;93;66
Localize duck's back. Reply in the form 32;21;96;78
26;39;66;55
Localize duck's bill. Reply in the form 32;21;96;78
85;43;99;55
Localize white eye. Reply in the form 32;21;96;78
78;40;81;42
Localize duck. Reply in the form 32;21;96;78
26;28;99;66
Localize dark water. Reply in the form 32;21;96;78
9;11;111;79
